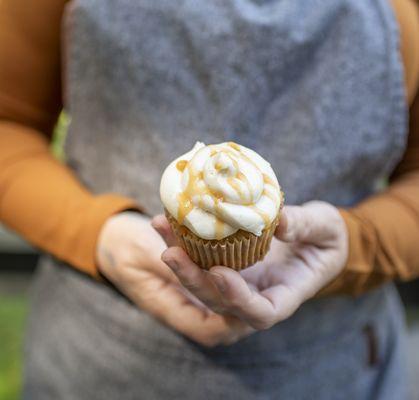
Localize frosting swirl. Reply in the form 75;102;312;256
160;142;282;240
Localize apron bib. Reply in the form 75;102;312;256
25;1;408;398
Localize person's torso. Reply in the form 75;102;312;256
60;0;407;363
64;0;407;211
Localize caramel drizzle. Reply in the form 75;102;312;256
250;206;271;226
263;173;278;188
176;142;277;232
237;171;253;203
177;192;194;224
227;177;246;202
263;188;276;202
214;198;225;239
228;142;241;152
228;142;279;190
176;160;188;172
177;162;212;224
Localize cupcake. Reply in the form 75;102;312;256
160;142;284;271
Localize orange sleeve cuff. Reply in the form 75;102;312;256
67;194;141;278
319;190;419;298
0;122;144;279
338;208;376;276
318;209;377;297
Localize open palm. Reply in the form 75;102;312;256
97;212;253;347
153;201;348;330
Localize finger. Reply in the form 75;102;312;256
274;210;288;239
257;252;334;321
260;284;302;322
208;266;277;330
161;247;226;313
275;202;341;244
258;249;330;320
127;271;253;346
291;244;345;292
151;215;179;247
275;206;308;242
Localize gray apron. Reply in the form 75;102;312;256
24;0;409;399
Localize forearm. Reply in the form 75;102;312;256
0;0;141;276
318;0;419;297
0;122;139;276
321;174;419;296
322;102;419;297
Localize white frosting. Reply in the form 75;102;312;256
160;142;282;240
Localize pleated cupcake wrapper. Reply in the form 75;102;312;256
165;210;281;271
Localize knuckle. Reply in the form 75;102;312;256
251;318;274;330
277;303;299;321
306;200;324;208
182;280;201;292
219;334;239;346
225;295;243;310
205;301;225;315
211;305;226;315
301;219;313;239
196;334;220;348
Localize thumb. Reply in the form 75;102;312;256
275;202;341;243
151;214;179;247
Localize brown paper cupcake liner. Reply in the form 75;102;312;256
165;194;283;271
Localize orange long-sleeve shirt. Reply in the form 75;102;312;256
0;0;140;278
0;0;419;294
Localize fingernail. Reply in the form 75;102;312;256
209;272;226;292
164;258;179;272
151;220;162;231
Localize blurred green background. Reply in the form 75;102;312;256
0;297;27;400
0;113;69;400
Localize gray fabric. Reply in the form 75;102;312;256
25;259;407;400
25;0;409;398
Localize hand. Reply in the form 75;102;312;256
153;201;348;330
96;211;253;346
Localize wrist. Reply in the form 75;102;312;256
92;199;144;278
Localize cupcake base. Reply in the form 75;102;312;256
165;210;281;271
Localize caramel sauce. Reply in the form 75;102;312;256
177;192;193;224
214;218;224;239
237;171;246;181
214;199;225;239
237;171;252;196
176;142;275;234
225;143;262;175
263;173;278;188
227;176;246;202
228;142;241;152
176;160;187;172
263;188;276;202
214;191;224;201
177;163;200;223
177;162;224;223
250;206;271;226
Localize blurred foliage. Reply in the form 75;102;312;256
51;111;69;161
0;297;28;400
0;111;67;399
